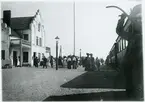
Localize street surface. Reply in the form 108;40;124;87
2;66;125;101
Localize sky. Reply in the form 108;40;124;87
1;0;141;59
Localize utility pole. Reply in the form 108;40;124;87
55;36;59;70
73;1;76;56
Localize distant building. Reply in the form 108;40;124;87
46;47;51;58
1;10;48;67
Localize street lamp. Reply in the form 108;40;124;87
55;36;59;70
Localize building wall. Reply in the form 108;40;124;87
1;22;11;66
1;10;47;67
30;10;46;66
9;28;32;66
10;46;31;66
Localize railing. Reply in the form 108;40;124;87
21;39;31;46
10;39;20;45
10;39;31;46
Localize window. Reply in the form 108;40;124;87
23;34;28;40
120;40;122;51
119;40;121;51
122;40;124;49
1;50;5;60
118;43;120;52
124;40;126;48
39;38;42;46
38;23;41;32
126;40;128;47
36;36;39;45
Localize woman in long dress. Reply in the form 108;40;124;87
17;56;20;67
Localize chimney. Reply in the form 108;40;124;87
3;10;11;27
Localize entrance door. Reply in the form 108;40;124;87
23;52;28;63
13;51;17;66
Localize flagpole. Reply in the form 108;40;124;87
73;1;75;56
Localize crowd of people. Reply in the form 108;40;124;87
51;55;79;69
33;55;79;69
33;56;48;68
81;53;103;71
32;53;104;71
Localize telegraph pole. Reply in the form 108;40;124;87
73;1;76;56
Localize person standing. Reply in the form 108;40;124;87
34;57;38;67
50;56;54;68
96;57;100;71
72;55;77;69
84;53;90;71
47;57;50;67
34;56;36;67
35;57;39;67
17;56;21;67
82;57;85;67
76;57;78;68
115;4;143;100
14;56;17;67
58;56;63;68
64;56;67;68
42;56;47;68
67;56;72;69
90;54;95;71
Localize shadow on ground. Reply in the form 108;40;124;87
44;70;127;101
61;71;125;89
43;91;128;101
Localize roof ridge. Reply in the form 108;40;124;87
11;16;34;19
11;16;34;29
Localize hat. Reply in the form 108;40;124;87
130;4;141;18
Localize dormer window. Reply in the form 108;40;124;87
23;34;28;40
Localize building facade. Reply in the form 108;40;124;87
46;47;51;58
1;10;49;67
30;10;46;66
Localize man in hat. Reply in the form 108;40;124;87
116;4;143;100
90;53;95;71
84;53;90;71
67;55;72;69
96;57;100;71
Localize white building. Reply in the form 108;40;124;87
8;10;47;66
1;20;11;67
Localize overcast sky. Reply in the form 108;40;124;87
1;0;141;59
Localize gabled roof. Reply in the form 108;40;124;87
11;16;34;30
10;29;23;38
10;29;20;37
